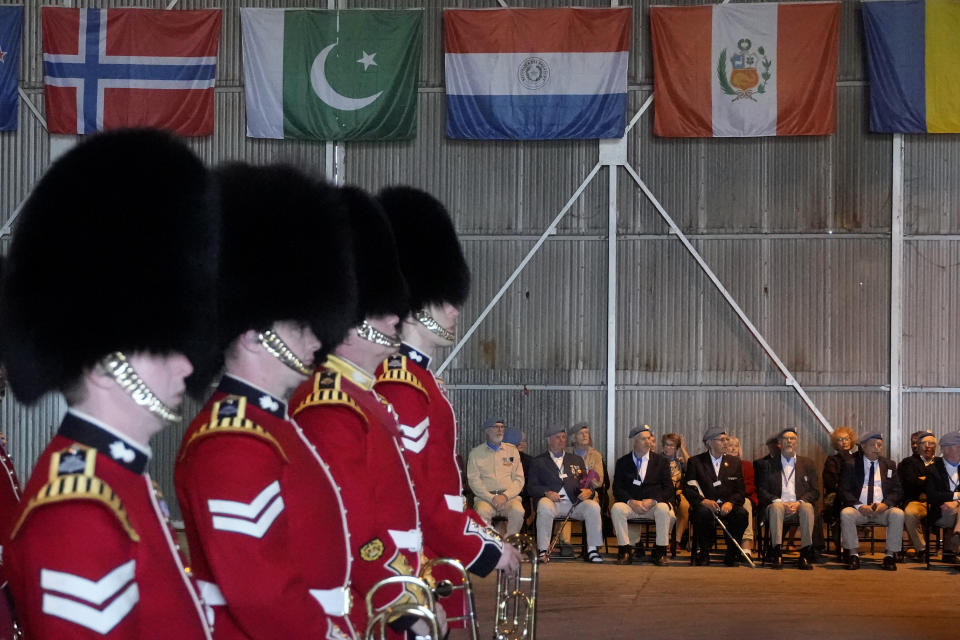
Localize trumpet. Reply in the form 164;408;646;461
364;575;441;640
494;534;538;640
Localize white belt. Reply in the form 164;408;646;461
309;586;351;617
388;528;423;552
444;494;465;513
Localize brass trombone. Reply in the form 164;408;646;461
364;574;441;640
420;557;479;640
494;534;538;640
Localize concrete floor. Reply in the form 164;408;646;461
454;551;960;640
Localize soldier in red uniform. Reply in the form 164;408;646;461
289;187;430;638
0;130;218;639
175;164;358;640
374;188;520;627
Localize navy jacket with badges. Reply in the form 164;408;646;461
925;457;960;511
683;452;746;507
526;451;589;501
839;453;903;508
612;451;672;504
756;455;819;510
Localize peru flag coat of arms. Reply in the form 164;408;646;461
42;7;221;136
650;2;840;137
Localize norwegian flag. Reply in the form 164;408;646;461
42;7;221;136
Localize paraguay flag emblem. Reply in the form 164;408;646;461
41;7;221;136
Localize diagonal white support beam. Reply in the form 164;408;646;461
437;162;604;374
622;162;834;434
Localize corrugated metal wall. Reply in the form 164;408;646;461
1;0;958;520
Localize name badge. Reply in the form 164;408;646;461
887;469;893;479
712;480;722;487
502;457;513;465
632;479;643;486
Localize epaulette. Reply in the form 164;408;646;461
376;355;429;399
181;396;288;463
11;447;139;542
293;370;367;423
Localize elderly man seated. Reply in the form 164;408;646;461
839;431;904;570
528;427;604;563
466;418;525;536
758;427;819;570
610;425;675;565
899;430;937;560
926;431;960;563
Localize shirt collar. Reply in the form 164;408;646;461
710;453;724;465
400;343;431;369
781;454;796;467
487;442;501;451
575;448;588;458
633;451;649;465
219;374;287;419
62;410;151;474
324;355;375;391
551;450;565;459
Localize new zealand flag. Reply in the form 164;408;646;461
0;5;23;132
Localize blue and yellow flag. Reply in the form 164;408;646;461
863;0;960;133
0;5;23;131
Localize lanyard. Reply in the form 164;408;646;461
782;462;796;487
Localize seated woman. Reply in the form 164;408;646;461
725;436;758;558
822;425;856;554
661;432;691;555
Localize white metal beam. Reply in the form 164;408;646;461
605;163;618;479
890;134;904;456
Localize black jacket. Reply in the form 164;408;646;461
527;451;588;501
925;457;960;511
899;453;934;504
839;453;902;508
757;454;819;510
612;451;672;504
683;452;745;507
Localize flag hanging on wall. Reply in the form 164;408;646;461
41;7;221;136
862;0;960;133
444;8;631;140
241;9;422;141
650;2;840;138
0;5;23;132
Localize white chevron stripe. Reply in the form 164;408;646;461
402;434;428;454
42;582;139;634
211;495;284;538
399;418;428;439
207;481;281;519
41;559;136;605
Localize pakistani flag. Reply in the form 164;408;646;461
241;8;422;140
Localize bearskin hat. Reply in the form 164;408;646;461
339;186;409;323
212;163;357;367
377;186;470;311
0;129;219;404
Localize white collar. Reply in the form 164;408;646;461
781;454;796;467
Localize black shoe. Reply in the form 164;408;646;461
846;555;860;570
942;552;958;564
798;546;813;571
669;540;678;558
633;542;646;558
768;545;783;570
914;548;928;563
617;545;633;565
882;555;898;571
724;550;739;567
651;545;669;566
695;550;710;566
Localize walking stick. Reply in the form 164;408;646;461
686;479;756;568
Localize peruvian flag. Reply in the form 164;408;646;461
42;7;221;136
650;2;840;137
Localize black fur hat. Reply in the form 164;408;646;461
213;163;357;365
0;129;219;404
376;186;470;310
339;186;409;322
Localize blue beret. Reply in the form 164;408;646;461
483;417;505;429
629;425;651;439
503;427;524;446
569;421;591;437
545;426;565;438
915;430;936;443
777;427;799;440
858;431;883;444
940;432;960;447
702;426;726;443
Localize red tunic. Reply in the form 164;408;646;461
374;345;502;577
175;375;355;640
5;411;211;640
290;356;422;635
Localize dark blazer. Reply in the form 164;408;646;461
899;453;934;504
925;457;960;511
822;450;853;496
757;454;819;510
527;451;588;501
839;453;902;508
683;452;745;507
612;451;672;504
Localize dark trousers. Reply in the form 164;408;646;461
692;503;748;551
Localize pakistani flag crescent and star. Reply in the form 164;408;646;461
241;8;422;141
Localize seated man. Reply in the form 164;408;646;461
467;418;525;536
758;428;819;570
925;431;960;562
683;427;748;566
610;425;675;565
839;431;904;570
900;430;937;560
528;427;604;563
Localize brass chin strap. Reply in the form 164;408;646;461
100;352;181;422
257;329;313;376
415;310;455;342
356;321;401;348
